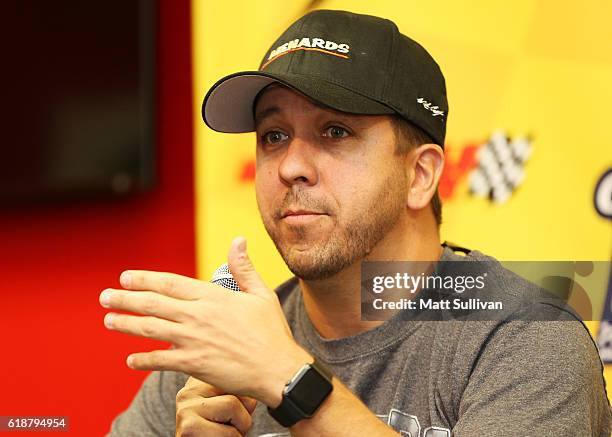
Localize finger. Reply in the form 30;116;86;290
126;349;183;372
176;412;242;437
178;379;257;414
119;270;204;300
227;236;272;299
184;376;208;389
179;377;224;397
186;395;253;435
104;312;183;344
177;386;223;405
237;396;258;414
99;289;189;322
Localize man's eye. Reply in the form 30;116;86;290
263;131;288;144
324;126;349;139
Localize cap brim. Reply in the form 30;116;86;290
202;71;395;133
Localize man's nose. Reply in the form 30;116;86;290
277;137;318;186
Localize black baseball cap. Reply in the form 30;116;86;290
202;10;448;147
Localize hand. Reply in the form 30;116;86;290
100;236;312;406
176;376;257;437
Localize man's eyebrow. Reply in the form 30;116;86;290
254;106;280;128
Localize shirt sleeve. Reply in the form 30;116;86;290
453;315;611;437
105;370;189;437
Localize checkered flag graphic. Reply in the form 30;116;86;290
597;321;612;363
468;131;532;203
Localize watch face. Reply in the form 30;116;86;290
287;367;333;415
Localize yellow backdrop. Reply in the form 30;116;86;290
192;0;612;399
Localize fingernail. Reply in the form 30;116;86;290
236;237;246;253
104;313;115;328
126;355;134;368
99;290;111;308
120;271;132;288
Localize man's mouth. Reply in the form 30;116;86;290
280;208;328;223
282;209;325;217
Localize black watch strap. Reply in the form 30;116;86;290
268;396;306;427
268;357;333;427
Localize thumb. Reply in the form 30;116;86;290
227;236;272;299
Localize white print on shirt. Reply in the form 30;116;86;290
258;409;451;436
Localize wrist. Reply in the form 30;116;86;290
267;355;334;428
259;343;313;408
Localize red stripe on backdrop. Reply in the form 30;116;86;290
0;1;194;435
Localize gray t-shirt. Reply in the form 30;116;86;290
107;247;611;436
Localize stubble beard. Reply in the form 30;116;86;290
260;167;407;280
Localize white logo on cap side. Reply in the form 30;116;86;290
417;97;445;117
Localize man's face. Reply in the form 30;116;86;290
254;85;408;280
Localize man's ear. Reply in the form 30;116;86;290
406;143;445;210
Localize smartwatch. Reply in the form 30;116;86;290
268;357;333;427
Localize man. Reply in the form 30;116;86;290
102;10;611;436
